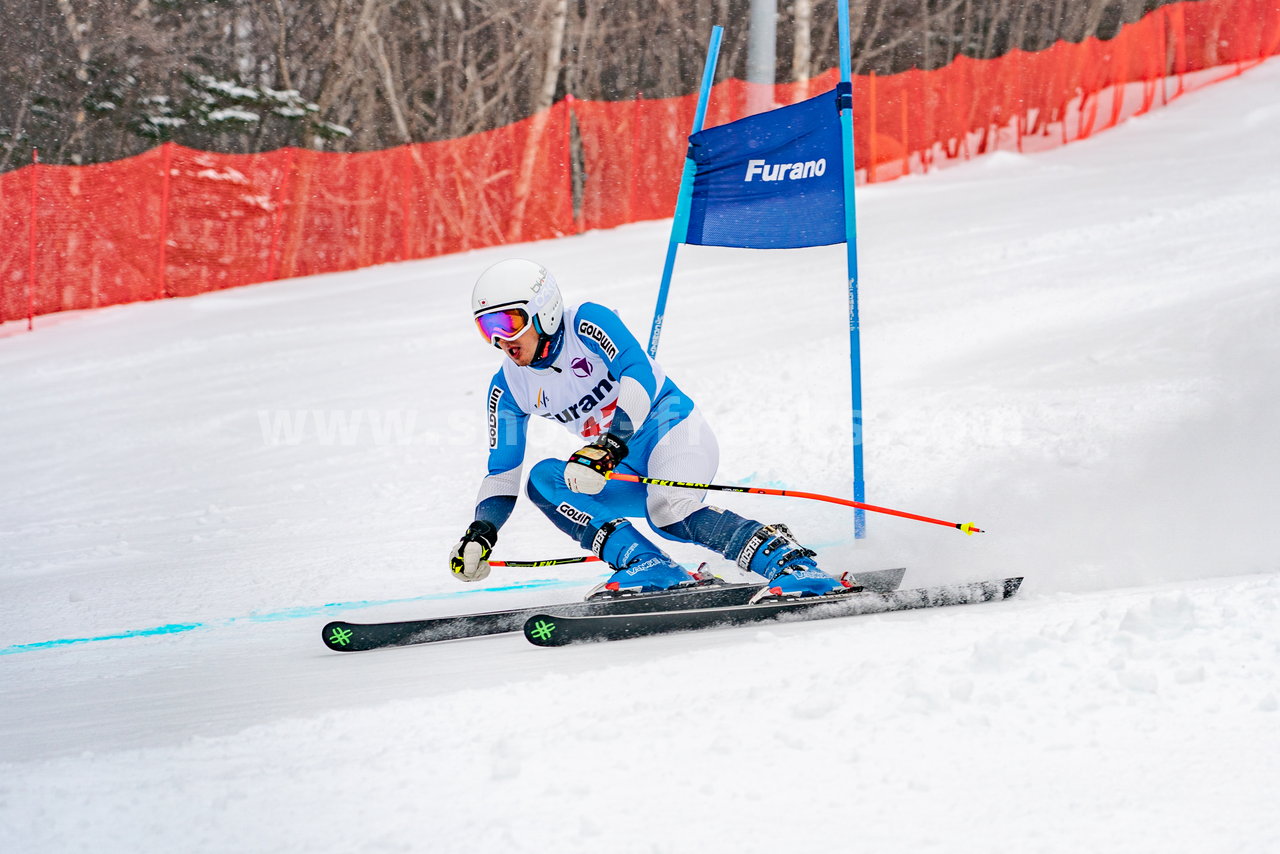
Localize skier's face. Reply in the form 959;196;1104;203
497;324;541;367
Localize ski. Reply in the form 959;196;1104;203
522;576;1023;646
322;567;906;651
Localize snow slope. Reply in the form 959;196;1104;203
2;60;1278;853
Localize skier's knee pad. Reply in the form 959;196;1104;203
645;492;706;532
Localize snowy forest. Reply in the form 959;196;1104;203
3;0;1179;171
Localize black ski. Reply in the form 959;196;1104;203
322;567;906;651
522;576;1023;646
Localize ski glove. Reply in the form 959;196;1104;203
449;520;498;582
564;433;628;495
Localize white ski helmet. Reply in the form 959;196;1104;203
471;259;564;345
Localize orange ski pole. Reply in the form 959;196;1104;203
608;472;983;535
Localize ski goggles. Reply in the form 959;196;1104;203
475;306;531;343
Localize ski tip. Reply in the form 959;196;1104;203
323;621;358;651
524;614;569;647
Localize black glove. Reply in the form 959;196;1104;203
449;520;498;582
564;433;628;495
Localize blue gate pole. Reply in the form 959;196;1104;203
648;25;723;357
837;0;866;537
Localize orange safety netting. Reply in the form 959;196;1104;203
2;0;1277;326
0;108;573;323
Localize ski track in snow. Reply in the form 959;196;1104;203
2;59;1279;853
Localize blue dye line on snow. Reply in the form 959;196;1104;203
0;575;592;657
236;576;590;624
2;526;864;657
0;622;204;655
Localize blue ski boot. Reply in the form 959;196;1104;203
736;523;852;601
586;519;702;597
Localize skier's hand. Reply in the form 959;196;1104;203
564;433;628;495
449;520;497;582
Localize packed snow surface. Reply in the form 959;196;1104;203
3;61;1279;852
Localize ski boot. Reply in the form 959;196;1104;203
736;523;854;602
585;519;711;598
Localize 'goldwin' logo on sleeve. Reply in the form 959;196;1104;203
577;319;618;360
486;386;504;449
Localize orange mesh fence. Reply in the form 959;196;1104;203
574;0;1280;222
2;0;1276;326
849;0;1280;181
1;103;572;324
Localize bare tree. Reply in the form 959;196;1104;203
792;0;814;96
1;0;1197;170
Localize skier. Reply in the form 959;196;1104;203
448;258;853;600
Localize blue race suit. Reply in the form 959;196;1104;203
472;302;764;562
